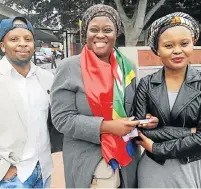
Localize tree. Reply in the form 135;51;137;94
166;0;201;21
4;0;96;29
113;0;166;46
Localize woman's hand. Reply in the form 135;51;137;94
100;117;140;137
136;131;154;152
191;128;196;133
138;113;159;129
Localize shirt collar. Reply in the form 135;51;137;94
5;56;37;77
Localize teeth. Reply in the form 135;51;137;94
95;42;106;48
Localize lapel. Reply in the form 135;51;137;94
124;78;135;116
35;67;52;104
0;56;28;128
171;65;201;120
149;68;170;123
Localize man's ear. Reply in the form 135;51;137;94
0;42;5;53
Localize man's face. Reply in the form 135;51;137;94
0;20;35;67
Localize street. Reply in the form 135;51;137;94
36;59;62;74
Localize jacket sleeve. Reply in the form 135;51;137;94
134;78;148;119
141;127;191;142
152;128;201;158
50;59;103;144
152;98;201;158
134;77;192;141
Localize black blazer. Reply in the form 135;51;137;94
134;65;201;164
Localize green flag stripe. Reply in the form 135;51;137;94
113;48;135;119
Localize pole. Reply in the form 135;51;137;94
62;31;68;58
33;51;36;65
79;19;82;44
65;31;68;57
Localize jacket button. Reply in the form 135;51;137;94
47;90;50;94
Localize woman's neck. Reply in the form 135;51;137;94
98;55;110;64
165;66;186;79
165;66;187;91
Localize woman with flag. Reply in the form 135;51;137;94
51;4;157;188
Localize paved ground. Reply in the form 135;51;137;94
37;62;57;74
51;152;65;188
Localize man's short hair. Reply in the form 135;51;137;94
0;16;35;41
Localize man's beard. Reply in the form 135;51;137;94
10;57;32;67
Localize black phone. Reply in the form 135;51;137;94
134;136;142;141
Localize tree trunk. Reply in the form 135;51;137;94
126;0;147;46
114;0;166;46
124;24;138;46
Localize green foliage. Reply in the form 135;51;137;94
166;0;201;21
3;0;201;31
3;0;155;28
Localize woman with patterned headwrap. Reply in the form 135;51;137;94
50;4;157;188
134;12;201;188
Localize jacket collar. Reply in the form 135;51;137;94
185;65;201;83
150;67;164;84
150;64;201;84
149;64;201;123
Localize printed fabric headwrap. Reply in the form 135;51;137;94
81;4;122;46
147;12;200;55
80;45;136;170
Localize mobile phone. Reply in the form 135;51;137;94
139;119;151;124
134;136;142;141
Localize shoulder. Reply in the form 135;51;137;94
52;55;81;87
57;55;80;72
186;65;201;85
188;65;201;77
54;55;81;80
36;66;54;80
139;67;163;84
139;74;152;85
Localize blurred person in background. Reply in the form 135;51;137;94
51;50;57;69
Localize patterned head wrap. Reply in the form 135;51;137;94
81;4;122;45
147;12;200;55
